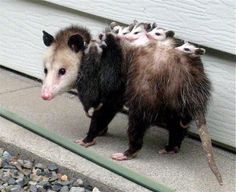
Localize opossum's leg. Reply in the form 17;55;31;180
86;103;104;118
159;115;187;154
196;113;223;185
97;126;108;136
112;114;149;161
76;105;119;147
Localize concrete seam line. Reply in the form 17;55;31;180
0;107;175;192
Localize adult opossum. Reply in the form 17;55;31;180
41;26;222;185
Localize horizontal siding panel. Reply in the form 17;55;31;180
0;0;235;147
44;0;236;55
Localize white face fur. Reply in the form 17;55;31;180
124;23;150;46
41;46;82;100
147;27;174;41
124;24;146;41
175;42;206;56
112;25;131;38
84;39;105;55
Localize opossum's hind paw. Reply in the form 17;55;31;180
158;146;179;154
111;153;129;161
74;139;96;148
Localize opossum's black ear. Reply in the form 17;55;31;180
152;22;157;29
144;23;152;31
195;48;206;55
68;34;85;53
128;23;135;31
166;30;175;38
42;31;54;47
110;22;118;29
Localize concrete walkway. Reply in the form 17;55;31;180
0;67;235;192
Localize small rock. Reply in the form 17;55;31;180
43;168;50;177
3;165;17;169
29;185;37;192
92;187;100;192
22;169;31;176
38;181;50;189
60;180;74;186
60;186;69;192
49;171;58;182
84;185;93;191
29;181;37;186
48;163;58;172
0;148;4;156
17;159;24;165
16;177;24;187
10;185;22;192
3;151;11;160
52;183;62;191
23;176;30;186
61;175;68;181
8;178;16;185
73;178;83;187
70;187;85;192
36;184;46;192
35;163;46;170
23;160;33;169
0;159;2;168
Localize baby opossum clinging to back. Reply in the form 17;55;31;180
41;26;222;185
146;24;178;48
175;41;206;57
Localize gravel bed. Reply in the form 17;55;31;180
0;148;101;192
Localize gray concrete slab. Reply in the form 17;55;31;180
0;67;40;94
0;68;235;192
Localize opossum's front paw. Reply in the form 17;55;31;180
112;150;138;161
74;139;96;147
158;146;179;154
111;153;129;161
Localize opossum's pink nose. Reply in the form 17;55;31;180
41;90;52;100
146;33;154;39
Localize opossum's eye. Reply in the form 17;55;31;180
114;29;119;34
58;68;66;76
134;31;140;35
155;32;161;36
123;32;129;35
44;68;48;75
184;48;191;52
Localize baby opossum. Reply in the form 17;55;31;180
146;25;177;48
176;41;206;57
76;39;105;118
75;33;125;147
124;22;152;46
109;21;135;39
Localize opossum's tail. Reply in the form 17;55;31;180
181;69;222;185
195;113;223;185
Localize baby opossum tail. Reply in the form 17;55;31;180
196;113;223;185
